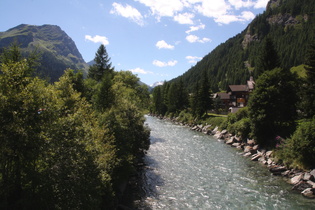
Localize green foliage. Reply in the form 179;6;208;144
88;44;113;82
255;37;280;78
170;0;315;92
299;42;315;118
275;118;315;169
0;45;150;209
248;68;298;146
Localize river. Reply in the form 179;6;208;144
137;116;315;209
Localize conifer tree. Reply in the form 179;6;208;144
88;44;113;81
301;42;315;118
255;37;280;78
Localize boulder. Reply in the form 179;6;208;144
226;137;236;145
243;152;252;157
232;143;241;148
303;173;315;182
252;144;259;150
251;153;262;161
292;180;312;191
244;146;253;153
301;188;315;199
290;174;304;185
307;181;315;188
211;126;219;135
265;151;273;158
269;166;287;175
221;129;228;135
247;139;255;145
310;169;315;177
267;159;274;166
281;170;291;177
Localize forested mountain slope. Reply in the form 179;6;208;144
172;0;315;92
0;24;88;82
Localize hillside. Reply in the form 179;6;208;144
0;24;88;82
172;0;315;92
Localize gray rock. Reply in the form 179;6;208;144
226;137;236;144
243;152;252;157
307;180;315;188
251;153;262;161
244;146;253;153
232;143;241;147
265;151;273;158
247;139;255;145
301;188;315;199
269;166;287;175
221;129;228;135
310;169;315;177
290;174;304;185
303;173;315;182
292;180;312;191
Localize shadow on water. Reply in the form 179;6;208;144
134;155;164;209
150;136;165;145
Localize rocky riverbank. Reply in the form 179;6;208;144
154;115;315;199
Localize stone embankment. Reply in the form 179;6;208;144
157;115;315;199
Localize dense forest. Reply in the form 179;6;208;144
0;44;150;209
171;0;315;92
151;0;315;170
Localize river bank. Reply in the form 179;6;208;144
150;114;315;200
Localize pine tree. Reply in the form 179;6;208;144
302;42;315;118
255;37;280;78
88;44;113;81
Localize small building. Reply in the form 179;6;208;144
214;77;255;113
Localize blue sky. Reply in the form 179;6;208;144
0;0;268;85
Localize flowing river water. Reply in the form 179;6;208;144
137;116;315;209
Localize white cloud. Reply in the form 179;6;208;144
156;40;174;49
186;55;202;63
130;67;153;74
174;12;195;24
241;11;255;21
110;2;144;26
134;0;263;26
214;11;255;24
254;0;269;9
228;0;254;10
186;34;211;43
85;35;109;45
185;23;205;34
195;0;230;19
153;59;178;67
135;0;184;17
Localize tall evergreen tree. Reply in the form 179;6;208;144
255;37;280;78
88;44;113;81
301;42;315;118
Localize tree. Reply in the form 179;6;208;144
248;68;298;146
255;37;280;79
190;71;212;118
300;42;315;118
88;44;113;81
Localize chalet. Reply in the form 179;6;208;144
214;77;255;113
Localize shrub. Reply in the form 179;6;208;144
227;118;251;140
275;118;315;169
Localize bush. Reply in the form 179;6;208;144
275;118;315;169
227;118;251;140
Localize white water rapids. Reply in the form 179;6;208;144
138;116;315;209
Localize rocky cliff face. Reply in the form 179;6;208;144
0;24;88;82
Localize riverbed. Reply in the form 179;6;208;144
137;116;315;209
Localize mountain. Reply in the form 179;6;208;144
150;81;164;88
0;24;88;82
171;0;315;92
